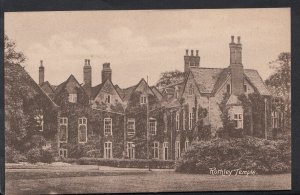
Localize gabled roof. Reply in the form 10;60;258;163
6;63;58;108
151;86;163;100
244;69;270;96
188;67;270;96
122;78;157;102
91;83;104;99
40;81;55;94
115;84;125;99
190;68;224;94
54;74;87;97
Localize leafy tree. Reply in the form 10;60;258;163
156;70;186;89
265;52;291;133
4;34;26;65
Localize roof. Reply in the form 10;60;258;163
244;69;270;96
115;85;125;99
6;63;58;108
122;85;137;102
190;68;224;93
40;81;55;94
189;67;270;96
91;83;104;99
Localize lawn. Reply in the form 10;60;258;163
5;164;291;195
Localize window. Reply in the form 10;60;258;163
175;141;180;159
104;142;112;159
105;94;111;104
127;142;135;159
153;142;159;159
127;118;135;135
34;113;44;132
59;117;68;143
233;113;243;129
163;142;169;160
227;84;231;94
78;117;87;143
188;85;194;95
183;110;186;130
185;140;190;151
104;118;112;135
69;93;77;103
189;112;193;130
176;112;180;131
149;119;157;135
140;95;147;104
59;149;67;158
272;111;279;128
244;84;247;93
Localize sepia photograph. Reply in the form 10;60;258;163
4;7;291;194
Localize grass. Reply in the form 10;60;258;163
5;164;291;195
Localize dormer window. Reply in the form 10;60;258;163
69;93;77;103
188;84;194;95
140;95;147;104
105;94;111;104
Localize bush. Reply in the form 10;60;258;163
175;136;291;174
40;149;55;163
27;148;42;163
5;146;27;163
62;158;175;169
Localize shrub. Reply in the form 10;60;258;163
27;148;42;163
63;157;175;169
175;136;291;174
40;149;55;163
5;146;27;163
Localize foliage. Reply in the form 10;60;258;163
156;70;186;89
265;52;291;134
5;146;27;163
40;148;55;163
27;148;42;164
4;34;26;65
175;136;291;174
64;157;175;169
5;35;57;158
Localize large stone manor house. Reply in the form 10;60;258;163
31;36;280;160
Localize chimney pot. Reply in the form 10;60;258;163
237;36;241;43
191;50;194;56
231;35;234;43
186;49;188;56
88;59;90;65
196;50;199;56
40;60;43;67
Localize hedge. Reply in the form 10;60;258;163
63;158;175;169
175;136;291;174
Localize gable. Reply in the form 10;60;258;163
92;80;125;113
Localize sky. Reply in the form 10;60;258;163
5;8;290;88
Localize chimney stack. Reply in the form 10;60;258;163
229;35;244;96
83;59;92;88
39;60;44;85
102;63;112;83
184;49;200;73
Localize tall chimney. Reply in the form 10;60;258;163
39;60;44;85
102;63;112;83
83;59;92;87
184;49;200;73
229;35;244;96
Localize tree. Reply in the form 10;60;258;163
4;34;26;65
156;70;186;89
265;52;291;134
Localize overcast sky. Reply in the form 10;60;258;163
5;8;290;88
